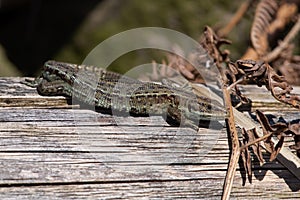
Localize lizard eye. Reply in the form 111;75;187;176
43;70;50;76
42;71;50;80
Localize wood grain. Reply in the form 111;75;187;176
0;78;299;199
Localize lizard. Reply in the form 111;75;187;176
24;60;226;130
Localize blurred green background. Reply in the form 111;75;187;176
0;0;253;76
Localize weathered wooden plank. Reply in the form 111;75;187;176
238;84;300;111
0;78;299;199
0;107;297;194
0;180;224;200
0;107;293;164
0;77;70;108
0;170;297;199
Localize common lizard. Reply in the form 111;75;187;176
25;60;226;129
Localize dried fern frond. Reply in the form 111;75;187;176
251;0;278;56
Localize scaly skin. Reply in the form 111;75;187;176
29;60;226;129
